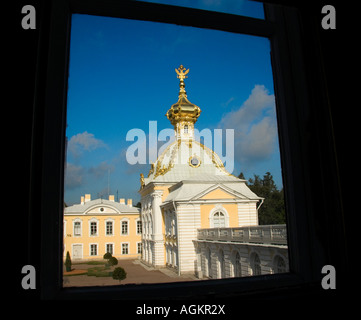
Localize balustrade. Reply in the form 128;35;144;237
197;225;287;245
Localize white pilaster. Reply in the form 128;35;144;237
151;190;165;266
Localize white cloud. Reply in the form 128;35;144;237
218;85;278;164
64;163;84;189
65;161;114;191
68;131;107;157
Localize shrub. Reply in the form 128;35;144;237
112;267;127;282
65;251;72;272
109;256;118;266
103;252;112;260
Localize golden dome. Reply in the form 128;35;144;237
166;65;201;127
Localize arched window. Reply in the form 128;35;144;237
273;255;287;273
251;253;261;275
213;211;226;228
184;125;188;133
232;251;242;277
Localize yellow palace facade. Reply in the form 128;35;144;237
63;194;142;261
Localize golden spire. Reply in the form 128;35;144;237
166;65;201;129
175;65;189;98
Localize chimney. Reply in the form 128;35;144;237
119;198;125;205
80;196;85;205
85;194;91;203
127;199;132;207
109;195;114;202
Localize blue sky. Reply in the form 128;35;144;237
65;7;283;205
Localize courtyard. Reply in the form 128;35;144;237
63;259;198;287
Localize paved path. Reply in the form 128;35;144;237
63;259;198;287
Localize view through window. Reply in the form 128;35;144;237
63;11;288;287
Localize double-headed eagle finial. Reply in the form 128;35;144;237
175;65;189;81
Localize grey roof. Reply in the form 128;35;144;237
141;138;262;203
64;198;140;215
163;177;262;203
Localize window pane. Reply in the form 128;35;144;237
74;221;81;235
122;221;128;235
106;221;113;235
63;12;288;288
90;222;97;236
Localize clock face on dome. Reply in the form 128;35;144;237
189;155;201;168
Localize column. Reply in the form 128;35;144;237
151;190;164;267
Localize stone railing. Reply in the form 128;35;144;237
197;225;287;245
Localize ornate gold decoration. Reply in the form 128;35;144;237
147;163;154;178
194;140;229;174
175;65;189;81
166;65;201;129
152;141;178;178
140;173;145;189
188;154;201;168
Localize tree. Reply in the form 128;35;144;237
65;251;72;272
103;252;112;260
240;171;286;225
112;267;127;282
109;256;118;266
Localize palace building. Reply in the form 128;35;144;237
63;194;141;261
139;66;288;277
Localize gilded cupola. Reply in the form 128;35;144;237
166;65;201;140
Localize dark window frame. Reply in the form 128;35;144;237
32;0;346;299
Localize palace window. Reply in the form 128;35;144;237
34;0;343;299
106;221;113;236
90;244;98;256
121;220;128;235
137;242;142;254
90;221;98;236
73;220;81;236
106;243;113;255
251;253;261;276
137;220;142;234
274;255;286;273
184;125;188;133
122;243;129;255
212;212;226;228
232;251;242;278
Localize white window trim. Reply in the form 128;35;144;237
121;218;129;236
89;217;99;237
209;205;229;228
105;218;115;236
136;241;142;254
105;242;115;255
89;243;98;257
73;218;82;237
121;242;130;255
135;218;142;235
